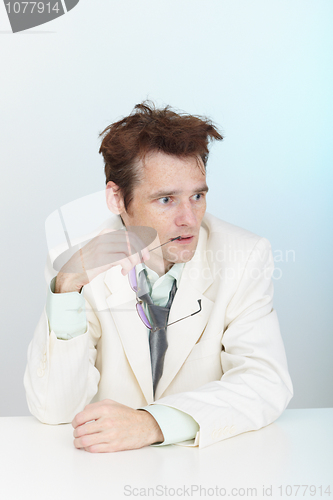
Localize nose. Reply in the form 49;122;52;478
174;201;197;228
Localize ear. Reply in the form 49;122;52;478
105;181;125;215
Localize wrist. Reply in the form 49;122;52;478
54;272;84;294
137;409;164;445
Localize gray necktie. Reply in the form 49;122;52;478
138;269;178;397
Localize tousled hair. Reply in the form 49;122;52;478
99;101;223;212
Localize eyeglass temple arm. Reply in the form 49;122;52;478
167;299;202;327
149;236;182;253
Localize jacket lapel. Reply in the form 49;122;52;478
154;226;214;399
105;266;154;404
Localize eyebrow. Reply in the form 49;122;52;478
148;185;209;200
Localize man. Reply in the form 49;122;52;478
24;102;293;453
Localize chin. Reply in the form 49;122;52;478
168;249;196;264
165;239;198;264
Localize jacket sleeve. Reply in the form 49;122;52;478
152;237;293;448
23;254;102;424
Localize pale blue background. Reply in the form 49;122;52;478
0;0;332;416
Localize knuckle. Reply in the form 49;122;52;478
75;413;84;425
74;426;83;437
73;438;80;449
100;407;109;417
81;436;90;447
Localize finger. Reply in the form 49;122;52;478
120;248;145;272
74;431;108;450
72;409;100;429
82;233;149;272
55;228;154;274
83;245;127;271
118;252;145;276
83;240;144;271
140;247;151;262
84;443;114;453
124;232;154;260
73;420;103;438
120;244;150;268
72;399;117;428
85;252;127;275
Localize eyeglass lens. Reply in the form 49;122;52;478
128;267;138;292
136;303;152;329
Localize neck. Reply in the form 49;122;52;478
145;252;174;277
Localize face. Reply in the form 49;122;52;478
120;151;208;274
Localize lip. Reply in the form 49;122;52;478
172;235;194;244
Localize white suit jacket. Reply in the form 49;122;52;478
24;212;293;448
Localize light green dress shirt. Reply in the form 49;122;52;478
46;263;199;446
134;262;184;321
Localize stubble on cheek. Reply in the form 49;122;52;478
166;244;196;264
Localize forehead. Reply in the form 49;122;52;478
139;151;206;187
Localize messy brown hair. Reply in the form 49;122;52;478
99;101;223;212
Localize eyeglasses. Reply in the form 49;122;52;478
128;266;201;332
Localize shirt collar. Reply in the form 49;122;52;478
135;262;184;289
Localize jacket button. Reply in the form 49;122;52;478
37;368;44;377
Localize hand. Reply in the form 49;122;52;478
72;399;164;453
55;227;153;293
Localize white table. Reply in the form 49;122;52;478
1;409;332;500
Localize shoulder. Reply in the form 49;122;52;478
200;212;272;265
202;212;265;244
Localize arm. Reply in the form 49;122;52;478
23;254;102;424
24;227;151;424
46;277;86;340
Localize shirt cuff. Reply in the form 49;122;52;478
46;277;87;340
139;404;199;446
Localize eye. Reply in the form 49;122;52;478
193;193;204;201
158;197;170;205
